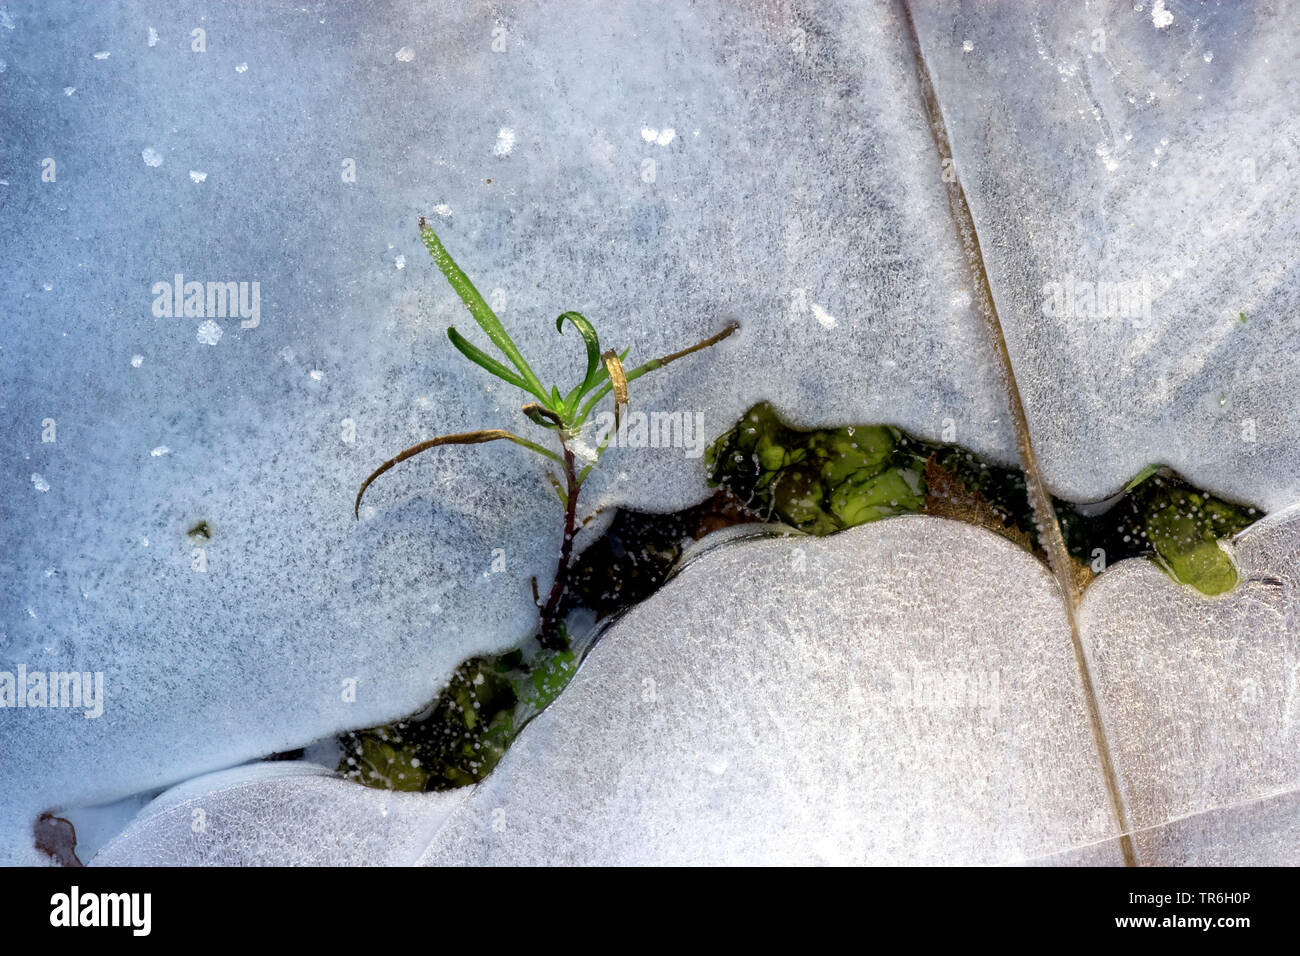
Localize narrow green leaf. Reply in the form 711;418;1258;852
447;327;530;391
418;217;547;399
555;311;601;393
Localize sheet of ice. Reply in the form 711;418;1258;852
81;511;1300;865
91;762;456;866
0;0;1014;861
89;520;1119;865
1132;790;1300;866
1079;504;1300;849
416;519;1120;865
909;0;1300;511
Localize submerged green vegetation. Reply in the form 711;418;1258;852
341;402;1260;792
707;402;1259;596
340;494;747;791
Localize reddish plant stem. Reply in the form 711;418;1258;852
539;446;580;649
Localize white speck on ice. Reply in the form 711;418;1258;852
150;446;169;457
32;474;50;493
141;148;164;167
641;127;676;147
810;303;837;329
189;171;207;183
63;86;75;96
147;27;158;47
93;51;110;60
130;354;144;368
0;8;13;30
235;62;248;73
566;436;599;465
42;283;52;291
1151;0;1173;29
394;255;406;269
196;320;223;345
433;204;452;217
1096;142;1119;172
493;127;516;156
309;369;324;382
1203;51;1213;63
394;47;414;62
962;39;974;53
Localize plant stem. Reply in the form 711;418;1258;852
539;446;581;649
577;322;738;424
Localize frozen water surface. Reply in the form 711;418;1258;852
1080;504;1300;842
910;0;1300;510
94;511;1300;865
91;521;1117;865
0;0;1011;862
2;0;1298;865
415;520;1118;865
93;762;456;866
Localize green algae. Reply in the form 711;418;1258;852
707;402;1260;596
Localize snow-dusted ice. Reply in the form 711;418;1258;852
0;0;1013;862
910;0;1300;511
90;510;1300;865
1;0;1298;866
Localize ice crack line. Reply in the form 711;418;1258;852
896;0;1137;867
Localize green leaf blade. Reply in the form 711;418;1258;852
447;327;531;392
419;217;547;398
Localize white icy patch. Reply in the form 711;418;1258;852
911;2;1300;511
394;46;414;62
640;127;676;146
141;147;163;167
492;127;516;156
31;473;50;493
98;511;1300;865
1151;0;1174;29
147;27;158;47
188;170;206;183
0;0;1016;862
417;520;1121;864
92;763;455;866
194;319;222;344
1079;503;1300;853
149;446;169;457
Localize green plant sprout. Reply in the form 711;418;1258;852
355;216;738;648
